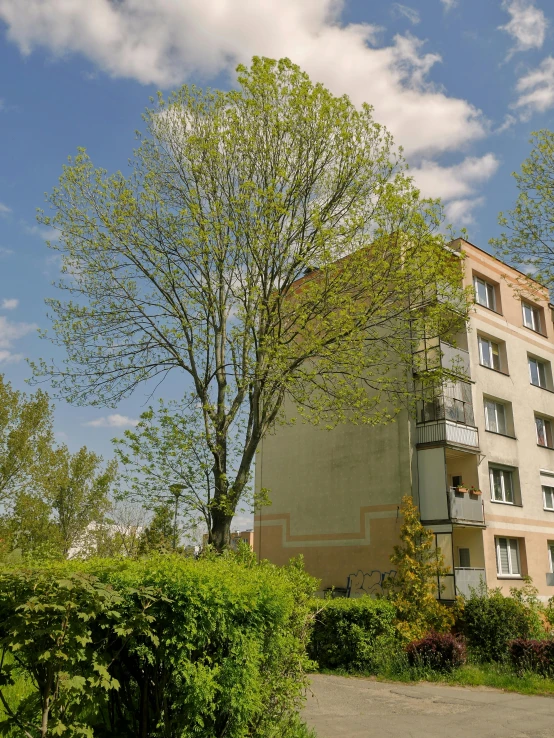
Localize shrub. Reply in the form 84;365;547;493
308;596;398;672
0;554;317;738
509;639;554;677
406;631;466;672
460;586;542;662
385;495;454;640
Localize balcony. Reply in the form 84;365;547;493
447;486;485;525
413;341;470;379
416;419;479;449
455;568;486;598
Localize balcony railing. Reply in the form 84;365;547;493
455;568;486;598
416;419;479;449
413;341;470;378
447;487;485;525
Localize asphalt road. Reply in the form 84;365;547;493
303;673;554;738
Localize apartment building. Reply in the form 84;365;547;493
254;239;554;601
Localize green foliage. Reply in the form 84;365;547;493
136;501;175;554
0;375;53;506
0;554;317;737
385;495;454;640
308;596;397;672
34;56;470;549
492;130;554;288
459;584;545;662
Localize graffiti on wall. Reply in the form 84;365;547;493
347;569;397;597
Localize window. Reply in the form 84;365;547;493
474;276;496;310
549;542;554;573
490;467;514;503
523;302;542;333
459;548;471;568
529;357;549;388
484;399;507;435
536;416;554;448
544;485;554;510
478;336;501;371
496;537;521;576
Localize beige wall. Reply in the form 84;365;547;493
462;240;554;598
255;400;413;591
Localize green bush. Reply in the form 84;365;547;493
308;596;398;672
459;586;544;662
0;554;317;738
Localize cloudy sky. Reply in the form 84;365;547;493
0;0;553;461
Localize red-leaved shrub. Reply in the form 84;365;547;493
406;631;466;672
509;639;554;676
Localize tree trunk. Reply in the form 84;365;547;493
210;509;233;551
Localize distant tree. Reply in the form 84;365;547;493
35;57;469;549
0;490;61;559
385;495;454;640
137;502;175;554
41;445;116;558
493;130;554;289
0;374;53;505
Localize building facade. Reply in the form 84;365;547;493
254;239;554;601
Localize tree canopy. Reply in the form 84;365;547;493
34;56;469;548
493;130;554;289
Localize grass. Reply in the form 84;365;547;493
315;648;554;697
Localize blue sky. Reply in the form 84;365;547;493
0;0;553;464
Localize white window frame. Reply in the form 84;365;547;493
484;399;507;435
478;336;501;371
495;536;521;577
549;542;554;573
529;356;548;388
458;548;471;568
536;416;553;448
490;467;515;504
543;485;554;511
474;276;496;310
523;302;542;333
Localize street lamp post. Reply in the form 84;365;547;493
168;483;187;550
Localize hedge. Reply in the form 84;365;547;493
509;639;554;677
406;632;466;672
308;596;397;672
0;554;317;738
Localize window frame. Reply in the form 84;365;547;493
496;537;521;577
474;276;497;311
522;301;543;333
478;335;502;372
549;542;554;574
536;416;554;448
529;356;549;389
490;467;515;504
543;485;554;511
484;399;508;435
458;548;471;568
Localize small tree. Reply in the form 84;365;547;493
385;495;454;640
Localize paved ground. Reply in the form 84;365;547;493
303;674;554;738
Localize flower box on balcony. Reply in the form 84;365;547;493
468;487;481;495
455;486;468;494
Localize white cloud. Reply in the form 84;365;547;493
514;56;554;113
1;298;18;310
0;315;36;363
440;0;457;10
444;197;485;226
0;202;11;216
85;413;139;428
23;223;55;240
500;0;548;56
411;153;500;200
0;248;13;258
392;4;420;25
0;0;486;156
494;113;518;133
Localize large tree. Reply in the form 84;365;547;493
493;130;554;288
34;57;468;549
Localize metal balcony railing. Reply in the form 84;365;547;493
455;568;486;598
416;419;479;449
447;487;485;524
